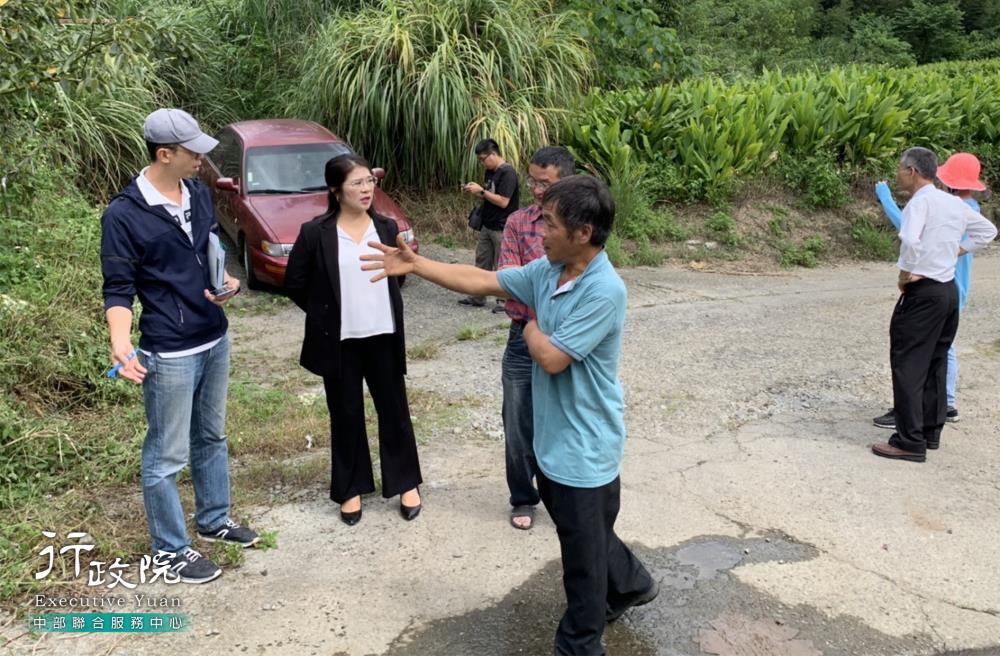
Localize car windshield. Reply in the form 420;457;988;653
245;142;352;194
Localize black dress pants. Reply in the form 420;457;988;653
890;279;959;453
322;333;422;503
538;471;654;656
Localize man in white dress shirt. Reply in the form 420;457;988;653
872;147;997;463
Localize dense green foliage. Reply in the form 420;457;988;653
565;61;1000;204
0;0;169;193
576;0;1000;81
288;0;592;187
564;0;693;87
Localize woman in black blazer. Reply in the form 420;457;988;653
285;154;421;525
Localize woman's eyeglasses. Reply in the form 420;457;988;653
345;176;379;189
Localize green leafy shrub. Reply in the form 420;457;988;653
851;212;898;260
780;236;826;268
604;233;628;267
565;0;695;87
632;238;666;267
775;152;849;209
706;210;740;246
0;1;170;196
600;159;688;243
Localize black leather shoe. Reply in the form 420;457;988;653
400;499;421;521
607;580;660;623
340;507;362;526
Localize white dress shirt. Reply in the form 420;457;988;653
338;221;395;340
898;184;997;282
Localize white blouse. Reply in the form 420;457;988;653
337;222;395;340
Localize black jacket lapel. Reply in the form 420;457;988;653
319;217;342;308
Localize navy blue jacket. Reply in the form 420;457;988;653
101;176;228;353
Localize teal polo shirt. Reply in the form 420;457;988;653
497;250;627;488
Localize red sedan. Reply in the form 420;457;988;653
199;119;418;289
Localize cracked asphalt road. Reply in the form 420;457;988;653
9;246;1000;655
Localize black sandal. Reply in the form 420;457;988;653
510;505;535;530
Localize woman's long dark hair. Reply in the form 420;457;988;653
325;153;375;219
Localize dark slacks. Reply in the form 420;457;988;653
322;333;422;503
538;471;653;656
890;279;960;453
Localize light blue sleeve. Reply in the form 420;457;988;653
496;259;541;309
550;295;621;362
875;182;902;230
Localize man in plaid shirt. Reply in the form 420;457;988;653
497;146;577;530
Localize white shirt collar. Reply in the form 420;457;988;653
137;167;189;209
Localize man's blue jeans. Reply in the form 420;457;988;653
139;335;231;554
502;322;538;508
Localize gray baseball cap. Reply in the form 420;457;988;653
143;108;218;154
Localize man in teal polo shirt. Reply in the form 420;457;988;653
362;175;656;655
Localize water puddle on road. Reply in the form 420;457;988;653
382;533;955;656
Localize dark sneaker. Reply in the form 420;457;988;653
166;547;222;584
197;518;259;547
946;407;959;423
873;409;896;430
606;580;660;623
458;297;486;307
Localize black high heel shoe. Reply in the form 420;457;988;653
340;498;362;526
399;489;421;521
340;508;362;525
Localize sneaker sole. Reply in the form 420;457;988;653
946;417;959;423
196;534;260;548
873;422;896;430
177;569;223;584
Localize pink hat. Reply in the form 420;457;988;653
937;152;986;192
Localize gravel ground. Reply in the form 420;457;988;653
5;244;1000;656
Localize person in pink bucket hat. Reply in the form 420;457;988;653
872;151;989;431
937;152;988;193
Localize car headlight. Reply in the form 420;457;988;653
261;241;294;257
399;229;414;243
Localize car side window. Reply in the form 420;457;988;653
210;129;242;180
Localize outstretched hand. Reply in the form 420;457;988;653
360;233;417;282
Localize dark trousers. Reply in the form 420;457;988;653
322;333;422;503
890;279;960;453
502;321;539;508
471;227;503;302
538;471;653;656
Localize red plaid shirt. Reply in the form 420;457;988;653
497;204;544;322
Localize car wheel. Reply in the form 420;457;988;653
240;235;263;291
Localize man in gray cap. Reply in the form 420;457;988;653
101;108;258;584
